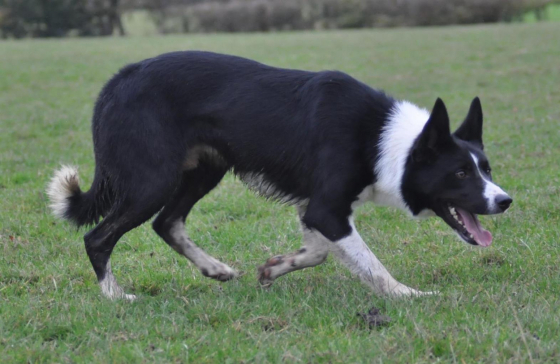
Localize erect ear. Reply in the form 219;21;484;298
454;97;483;148
411;98;452;162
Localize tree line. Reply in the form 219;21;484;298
0;0;555;39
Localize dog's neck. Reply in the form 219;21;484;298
369;100;431;213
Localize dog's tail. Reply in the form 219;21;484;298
47;166;112;227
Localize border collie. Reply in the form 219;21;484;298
48;51;512;300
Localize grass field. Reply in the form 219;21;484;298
1;22;559;363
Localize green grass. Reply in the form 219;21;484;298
1;22;559;363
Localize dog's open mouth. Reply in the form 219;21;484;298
439;203;492;247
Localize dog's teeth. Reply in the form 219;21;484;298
449;206;459;220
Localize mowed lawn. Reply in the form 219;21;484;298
1;22;559;363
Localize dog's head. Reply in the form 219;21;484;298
402;97;512;247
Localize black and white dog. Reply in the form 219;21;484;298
48;51;512;300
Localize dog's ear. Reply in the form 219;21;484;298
411;98;452;162
454;97;483;149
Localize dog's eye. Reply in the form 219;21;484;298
485;167;492;174
455;170;467;179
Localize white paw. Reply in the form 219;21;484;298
389;283;438;297
99;275;137;301
200;260;237;282
124;294;138;301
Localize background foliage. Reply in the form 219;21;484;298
0;0;557;38
0;0;124;38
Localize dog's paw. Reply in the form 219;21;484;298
101;290;137;301
124;293;138;301
419;290;439;296
389;284;438;297
257;255;284;287
200;261;237;282
405;289;439;297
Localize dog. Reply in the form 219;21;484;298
47;51;512;300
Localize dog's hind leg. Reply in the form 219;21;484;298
82;157;180;300
85;196;170;300
258;204;330;286
152;163;237;281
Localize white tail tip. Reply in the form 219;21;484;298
47;165;80;219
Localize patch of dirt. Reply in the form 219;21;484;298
247;316;289;332
480;253;506;266
358;307;392;328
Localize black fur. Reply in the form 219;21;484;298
454;97;484;149
53;51;511;291
403;98;491;216
63;174;113;226
84;51;398;234
401;97;511;246
63;51;397;282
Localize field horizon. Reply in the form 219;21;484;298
1;22;559;363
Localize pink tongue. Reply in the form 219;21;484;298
456;208;493;246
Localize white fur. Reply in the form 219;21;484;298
259;204;329;283
260;226;330;283
168;220;236;279
240;172;304;205
371;101;431;213
261;204;431;295
99;260;137;301
47;165;80;219
470;153;508;212
331;219;434;296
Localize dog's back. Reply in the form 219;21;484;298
90;51;394;207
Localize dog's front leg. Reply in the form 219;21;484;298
303;197;433;297
329;218;434;297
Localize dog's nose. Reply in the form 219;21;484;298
496;195;512;212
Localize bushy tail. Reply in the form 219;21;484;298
47;166;108;227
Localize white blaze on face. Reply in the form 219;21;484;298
470;153;508;213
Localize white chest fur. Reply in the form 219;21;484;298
355;101;432;215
